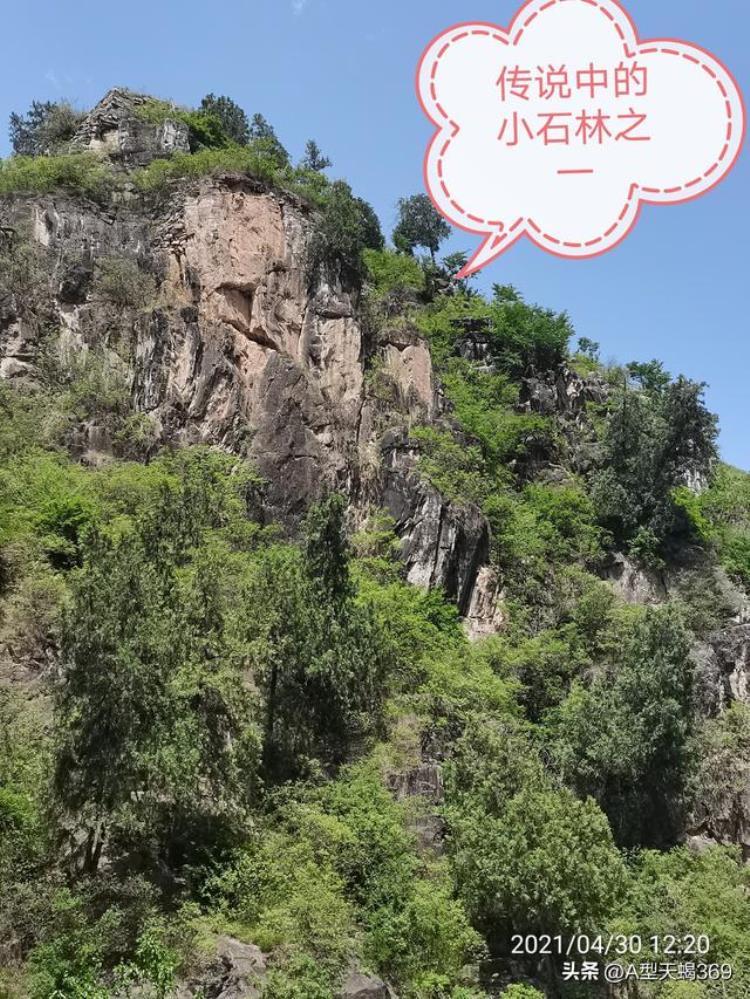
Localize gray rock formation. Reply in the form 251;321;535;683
0;172;496;615
601;552;667;606
684;623;750;861
519;364;609;419
687;794;750;862
174;936;266;998
463;566;506;640
377;430;490;615
386;760;446;854
378;325;436;420
72;87;190;168
337;969;392;999
705;624;750;709
454;318;493;367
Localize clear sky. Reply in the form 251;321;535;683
1;1;747;468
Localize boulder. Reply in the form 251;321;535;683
601;552;667;606
176;936;267;999
337;969;391;999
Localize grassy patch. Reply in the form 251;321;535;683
132;144;331;207
0;153;116;200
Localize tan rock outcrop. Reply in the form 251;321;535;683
0;175;491;607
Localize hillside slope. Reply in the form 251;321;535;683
1;89;750;999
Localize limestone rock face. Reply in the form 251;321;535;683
0;176;496;613
0;311;36;379
690;627;750;860
706;624;750;709
144;178;363;519
387;760;446;854
519;364;609;419
601;553;668;606
687;791;750;862
72;87;190;167
687;627;750;860
378;430;490;615
464;566;506;641
380;326;436;419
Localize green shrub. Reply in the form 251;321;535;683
0;230;54;319
355;574;465;689
445;719;627;946
365;877;482;992
0;154;115;199
135;97;231;152
688;702;750;831
364;248;426;297
612;847;750;998
418;641;520;739
132;145;281;193
689;464;750;587
112;412;159;461
489;629;590;723
130;142;330;206
93;256;156;309
548;604;694;846
351;510;404;584
415;285;572;374
261;955;334;999
440;361;553;469
208;827;355;976
181;109;229;151
9;100;85;157
307;181;384;287
490;483;607;581
410;426;488;507
133;97;183;126
590;375;718;552
0;566;68;660
0;449;98;561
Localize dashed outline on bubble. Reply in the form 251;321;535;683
417;0;746;271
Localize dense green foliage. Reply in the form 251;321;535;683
301;139;332;172
611;847;750;998
548;605;694;846
199;93;251;146
590;373;718;557
306;180;384;286
0;89;749;999
683;463;750;587
393;194;451;259
0;152;115;199
446;719;628;945
9;100;85;156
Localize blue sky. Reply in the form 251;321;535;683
1;1;747;467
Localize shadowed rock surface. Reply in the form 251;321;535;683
0;172;498;618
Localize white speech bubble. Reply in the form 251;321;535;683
417;0;746;275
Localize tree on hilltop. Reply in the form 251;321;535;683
199;93;250;145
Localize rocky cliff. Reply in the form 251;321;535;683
4;88;750;999
0;98;493;623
